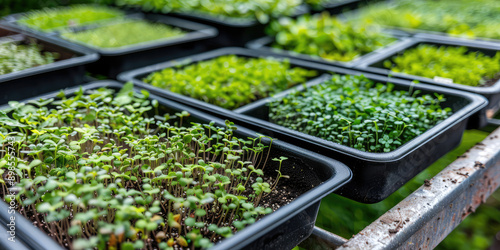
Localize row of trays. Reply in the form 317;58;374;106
0;12;500;203
0;2;499;249
0;6;358;249
0;81;352;250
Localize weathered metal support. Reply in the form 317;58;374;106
334;127;500;249
300;226;348;249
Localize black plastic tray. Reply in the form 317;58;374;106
0;81;351;249
55;13;217;78
308;0;361;14
0;25;98;105
0;201;64;250
336;0;500;45
343;0;500;45
118;47;339;109
246;31;407;68
0;4;131;37
119;56;487;203
355;34;500;128
167;5;309;47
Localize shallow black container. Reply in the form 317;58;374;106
0;81;351;249
337;0;500;45
246;31;407;69
308;0;361;14
168;12;264;47
0;201;64;250
236;75;487;203
355;34;500;128
117;47;338;101
119;56;486;203
0;25;98;105
0;4;131;37
56;13;217;78
167;5;308;47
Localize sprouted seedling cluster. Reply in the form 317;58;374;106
143;55;317;110
269;74;453;153
0;42;57;75
0;83;291;249
267;13;396;62
116;0;302;23
384;44;500;87
352;0;500;40
17;5;124;31
62;19;186;49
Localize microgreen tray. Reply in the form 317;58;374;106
118;47;335;111
2;9;218;78
246;30;407;69
0;80;351;249
0;5;128;37
0;25;98;105
166;5;308;47
234;73;487;203
338;0;500;44
308;0;361;14
120;54;486;203
355;35;500;128
59;13;217;78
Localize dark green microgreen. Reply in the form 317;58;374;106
269;74;453;153
267;13;396;62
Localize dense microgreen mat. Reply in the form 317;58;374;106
61;19;186;49
384;45;500;87
267;13;396;62
17;5;124;31
0;42;57;75
0;83;293;249
115;0;302;23
352;0;500;40
143;55;318;110
269;75;452;153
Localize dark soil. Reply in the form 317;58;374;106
481;74;500;87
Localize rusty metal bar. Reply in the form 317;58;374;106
299;227;348;249
331;127;500;249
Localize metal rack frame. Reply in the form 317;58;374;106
300;123;500;249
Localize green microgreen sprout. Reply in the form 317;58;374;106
0;82;296;249
269;156;289;194
143;55;318;110
269;74;453;153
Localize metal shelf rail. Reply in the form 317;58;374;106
300;124;500;250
